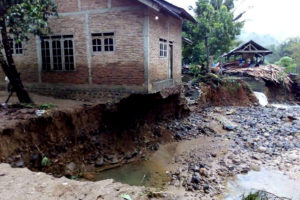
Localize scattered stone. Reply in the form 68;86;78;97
82;172;95;181
258;146;267;153
199;168;208;177
15;160;24;168
95;157;104;167
65;162;77;175
224;124;235;131
191;176;201;184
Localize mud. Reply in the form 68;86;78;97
199;79;257;107
0;89;188;177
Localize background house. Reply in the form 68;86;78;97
0;0;194;101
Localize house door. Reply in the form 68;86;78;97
168;43;173;79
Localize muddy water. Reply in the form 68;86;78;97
93;160;170;188
93;137;221;189
93;142;178;188
223;169;300;200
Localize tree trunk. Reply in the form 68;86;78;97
0;2;33;104
205;36;211;73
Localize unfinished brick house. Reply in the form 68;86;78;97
0;0;195;100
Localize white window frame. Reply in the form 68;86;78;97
159;38;168;58
7;39;24;56
91;32;115;54
41;35;76;72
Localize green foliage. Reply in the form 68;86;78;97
38;103;56;110
182;0;243;67
189;65;202;77
2;0;57;43
41;156;51;167
275;56;296;68
267;37;300;74
275;56;297;73
242;191;263;200
17;103;56;110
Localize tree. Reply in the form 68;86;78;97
267;37;300;73
275;56;297;73
0;0;57;103
182;0;243;72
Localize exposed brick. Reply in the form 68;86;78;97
0;0;183;96
81;0;107;11
55;0;79;13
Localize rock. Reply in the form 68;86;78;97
241;166;250;174
0;172;6;176
224;124;235;131
82;172;95;181
250;164;260;171
191;175;201;184
192;184;200;190
264;133;270;137
287;154;298;161
258;146;267;153
15;160;24;168
191;165;200;172
187;186;194;191
95;157;104;167
65;162;77;175
111;156;120;164
175;133;183;140
203;184;210;193
296;132;300;140
199;168;208;177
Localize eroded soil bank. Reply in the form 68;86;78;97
0;87;188;177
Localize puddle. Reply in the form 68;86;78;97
223;169;300;200
271;104;300;109
93;160;170;188
91;137;221;189
92;143;179;188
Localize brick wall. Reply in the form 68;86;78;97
148;8;182;84
81;0;107;11
42;15;89;84
0;0;183;96
111;0;138;7
55;0;79;13
0;36;39;84
168;16;183;84
89;8;145;86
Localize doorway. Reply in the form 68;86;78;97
168;42;173;79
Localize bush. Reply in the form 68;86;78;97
189;65;202;77
275;56;297;73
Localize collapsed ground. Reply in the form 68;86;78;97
0;80;299;199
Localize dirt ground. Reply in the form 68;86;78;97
0;91;89;109
0;163;148;200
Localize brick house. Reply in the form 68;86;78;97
0;0;195;100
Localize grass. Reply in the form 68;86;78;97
17;103;56;110
242;191;263;200
242;191;291;200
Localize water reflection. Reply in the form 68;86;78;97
223;169;300;200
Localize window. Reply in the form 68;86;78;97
7;39;23;55
92;32;114;52
159;38;167;57
41;35;75;71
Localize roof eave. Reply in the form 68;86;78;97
137;0;196;23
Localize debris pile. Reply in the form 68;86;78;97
223;65;293;90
